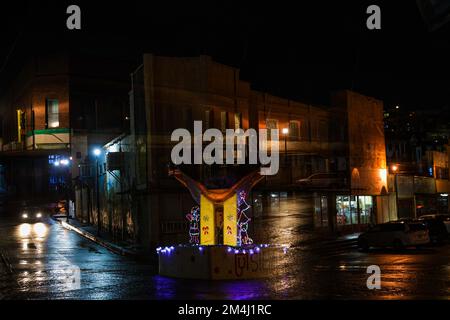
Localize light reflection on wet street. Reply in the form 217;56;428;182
1;194;450;300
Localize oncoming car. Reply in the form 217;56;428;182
358;221;429;251
20;207;46;223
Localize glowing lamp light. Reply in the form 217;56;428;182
234;249;239;254
255;247;261;253
391;164;398;172
282;128;289;135
379;168;388;186
60;159;70;166
227;247;232;253
198;246;204;252
93;148;102;157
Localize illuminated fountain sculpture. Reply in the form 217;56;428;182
157;168;288;280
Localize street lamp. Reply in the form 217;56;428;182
391;164;399;220
93;148;102;235
282;128;289;160
93;148;102;157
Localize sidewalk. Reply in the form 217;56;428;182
52;216;155;262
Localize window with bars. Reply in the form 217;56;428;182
234;112;242;129
220;111;228;132
204;110;213;130
46;99;60;128
289;120;301;141
266;119;278;140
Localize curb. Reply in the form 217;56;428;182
296;237;359;253
54;218;138;257
294;234;360;248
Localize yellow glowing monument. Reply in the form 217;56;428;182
169;168;263;247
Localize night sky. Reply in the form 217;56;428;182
1;1;450;110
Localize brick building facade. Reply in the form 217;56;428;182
0;51;132;204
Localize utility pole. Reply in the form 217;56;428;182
392;164;400;220
94;148;102;235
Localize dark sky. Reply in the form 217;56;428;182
1;0;450;110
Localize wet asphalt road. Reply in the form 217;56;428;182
1;203;450;300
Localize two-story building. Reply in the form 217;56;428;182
0;50;133;205
91;55;389;249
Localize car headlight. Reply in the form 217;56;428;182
36;213;42;218
22;213;28;219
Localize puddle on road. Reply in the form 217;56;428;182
78;242;101;254
26;243;37;249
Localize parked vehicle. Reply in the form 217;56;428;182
296;173;346;189
358;221;429;251
418;219;448;244
418;214;450;234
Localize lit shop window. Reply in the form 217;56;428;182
336;196;374;226
46;99;60;128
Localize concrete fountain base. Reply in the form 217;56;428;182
157;244;287;280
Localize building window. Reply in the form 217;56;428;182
220;111;228;132
314;195;329;228
234;112;242;129
266;119;278;140
318;120;328;141
289;120;301;141
46;99;60;128
204;110;213;130
182;107;193;132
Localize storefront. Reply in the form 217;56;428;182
314;194;376;233
336;195;375;229
437;193;448;213
416;193;449;216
